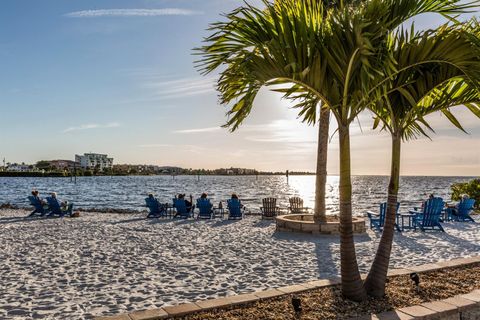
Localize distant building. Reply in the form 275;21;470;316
158;166;182;174
75;153;113;171
112;164;130;172
49;160;80;171
243;168;256;175
6;163;34;172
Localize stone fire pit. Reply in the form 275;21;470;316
275;214;366;235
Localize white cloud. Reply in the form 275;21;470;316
173;127;221;134
65;8;203;18
63;122;120;133
143;77;216;100
138;143;171;148
243;120;317;144
122;69;217;102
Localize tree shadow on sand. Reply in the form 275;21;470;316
383;221;479;269
110;217;150;225
210;219;241;227
0;215;65;225
273;231;372;279
252;219;275;228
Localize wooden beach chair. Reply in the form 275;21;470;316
447;199;475;222
367;202;401;232
46;197;73;217
288;197;309;214
196;198;213;219
410;197;445;232
27;196;49;217
145;197;166;218
260;197;280;219
227;198;243;220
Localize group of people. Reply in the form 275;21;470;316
146;192;244;216
421;193;471;218
29;190;71;217
176;192;243;212
145;191;245;219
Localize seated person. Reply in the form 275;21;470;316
227;193;245;219
420;193;435;209
146;193;165;217
47;192;71;216
177;194;194;213
197;192;213;218
32;190;46;205
147;193;159;205
29;190;48;216
450;194;470;217
231;193;245;209
52;192;66;206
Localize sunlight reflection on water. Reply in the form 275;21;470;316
0;175;473;215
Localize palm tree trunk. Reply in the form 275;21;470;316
338;124;367;301
314;107;330;223
364;134;401;297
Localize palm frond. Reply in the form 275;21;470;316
370;20;480;141
196;0;480;132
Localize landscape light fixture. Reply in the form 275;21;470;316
291;296;302;314
410;272;420;292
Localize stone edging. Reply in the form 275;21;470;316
95;255;480;320
352;289;480;320
276;214;366;235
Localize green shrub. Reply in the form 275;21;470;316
44;171;66;177
451;178;480;209
0;171;44;177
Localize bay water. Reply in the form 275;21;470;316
0;175;474;215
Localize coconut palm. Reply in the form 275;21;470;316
314;107;330;222
197;0;476;301
292;0;359;225
364;21;480;297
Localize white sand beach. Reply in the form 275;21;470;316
0;209;479;319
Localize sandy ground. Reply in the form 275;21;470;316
0;209;479;319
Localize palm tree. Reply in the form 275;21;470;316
314;107;330;222
364;21;480;297
197;0;476;301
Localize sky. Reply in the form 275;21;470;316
0;0;479;176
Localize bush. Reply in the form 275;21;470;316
0;171;44;177
451;179;480;209
44;171;67;177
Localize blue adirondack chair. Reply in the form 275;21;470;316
173;198;193;219
145;197;166;218
447;199;475;222
28;196;49;217
409;197;445;232
196;198;213;219
227;198;243;220
366;202;401;231
227;199;243;220
46;197;74;217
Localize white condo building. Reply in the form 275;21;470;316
6;164;33;172
75;153;113;170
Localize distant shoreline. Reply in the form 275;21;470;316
0;172;477;178
0;172;314;177
0;171;480;178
